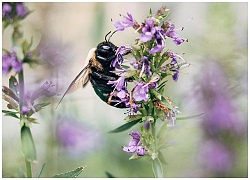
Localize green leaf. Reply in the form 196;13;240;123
2;110;19;119
9;76;19;97
124;114;143;122
161;96;174;110
151;90;174;110
21;126;37;163
36;163;45;178
152;158;163;178
105;171;115;178
177;113;204;120
51;166;86;178
109;119;141;133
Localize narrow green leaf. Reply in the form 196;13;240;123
152;158;163;178
21;126;37;163
2;110;19;119
36;163;45;178
105;171;115;178
51;166;86;178
158;151;168;165
176;113;204;120
8;76;19;100
109;119;141;133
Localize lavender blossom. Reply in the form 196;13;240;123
16;3;28;17
139;18;156;42
114;13;134;31
122;131;146;156
2;51;22;75
149;27;166;54
2;3;12;18
111;45;132;69
133;82;149;102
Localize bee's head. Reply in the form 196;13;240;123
96;31;118;64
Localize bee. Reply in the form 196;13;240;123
56;31;130;108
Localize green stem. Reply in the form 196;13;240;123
18;70;24;110
25;159;32;178
151;121;164;178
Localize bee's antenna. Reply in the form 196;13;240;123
108;30;117;42
105;31;112;42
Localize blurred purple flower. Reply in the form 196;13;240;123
114;13;134;31
199;62;244;136
140;18;156;42
2;51;22;75
56;117;102;156
2;3;12;18
16;3;28;17
200;140;234;174
2;2;28;19
122;131;146;156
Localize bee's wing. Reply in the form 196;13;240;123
56;48;96;108
56;65;90;108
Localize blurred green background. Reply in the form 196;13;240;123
2;2;247;178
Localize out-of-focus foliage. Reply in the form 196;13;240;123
2;2;247;178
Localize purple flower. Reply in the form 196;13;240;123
199;62;245;136
165;22;178;39
111;45;132;69
144;121;150;130
122;131;146;156
2;51;22;75
16;3;28;17
129;103;141;114
2;3;12;18
133;82;149;102
107;77;126;91
165;22;186;45
114;13;134;31
173;37;186;45
172;69;179;82
30;81;56;103
149;27;166;54
139;18;156;42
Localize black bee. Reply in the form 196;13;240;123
57;31;130;108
